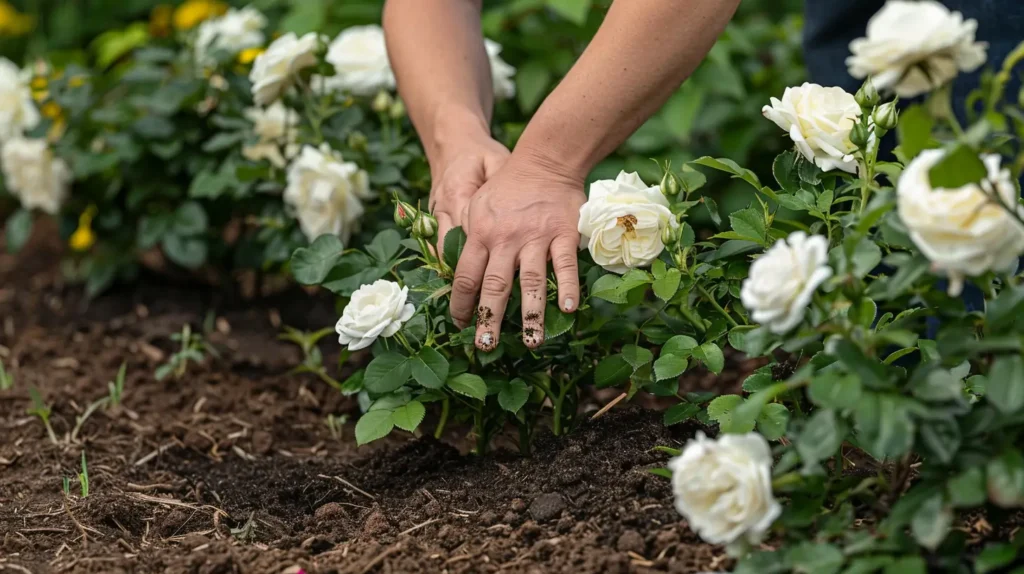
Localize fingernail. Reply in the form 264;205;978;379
564;298;575;312
479;331;494;349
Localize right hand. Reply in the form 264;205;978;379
429;132;510;252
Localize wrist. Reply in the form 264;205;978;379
504;144;586;189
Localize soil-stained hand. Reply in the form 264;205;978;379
449;155;585;351
429;135;510;253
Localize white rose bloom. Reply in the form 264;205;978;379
242;101;299;168
194;6;266;67
762;83;861;174
284;144;372;243
336;279;416;351
485;39;516;100
249;32;321;106
578;171;678;274
741;231;832;334
847;0;987;98
898;150;1024;296
0;58;40;143
668;432;781;545
1;138;71;214
324;25;395;97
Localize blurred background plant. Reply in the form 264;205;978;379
2;0;806;224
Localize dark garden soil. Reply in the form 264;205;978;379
0;227;761;574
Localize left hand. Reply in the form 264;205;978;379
449;154;586;351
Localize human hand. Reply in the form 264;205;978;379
429;132;510;252
449;154;586;351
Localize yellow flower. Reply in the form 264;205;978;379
150;4;173;37
0;1;34;36
172;0;227;31
41;101;61;119
69;207;98;252
238;47;264;65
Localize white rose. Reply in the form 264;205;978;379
249;32;321;106
741;231;832;334
324;25;395;97
578;171;678;274
485;39;516;100
242;101;299;168
195;6;266;67
284;144;372;243
762;83;861;174
1;137;71;214
0;58;39;143
847;0;987;98
336;279;416;351
668;432;781;545
897;150;1024;296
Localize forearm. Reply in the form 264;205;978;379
513;0;740;180
382;0;494;167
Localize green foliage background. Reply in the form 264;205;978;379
3;0;806;218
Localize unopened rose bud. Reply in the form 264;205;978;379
347;131;368;152
873;101;899;131
660;171;680;198
850;122;870;149
394;200;418;229
672;251;686;269
372;90;394;113
855;80;880;109
389;99;406;120
412;213;438;239
661;224;680;247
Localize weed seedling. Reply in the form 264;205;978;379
231;511;257;542
279;326;346;391
28;387;59;445
156;324;218;380
107;362;126;408
62;476;71;496
326;414;349;440
0;358;13;390
78;451;90;498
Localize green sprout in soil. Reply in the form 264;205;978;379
0;358;13;390
156;324;218;381
78;451;89;498
231;511;257;542
70;362;129;444
28;387;58;445
279;326;347;391
62;476;70;497
326;413;348;440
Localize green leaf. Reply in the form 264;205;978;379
928;144;987;189
897;104;935;160
796;409;843;468
595;355;632;388
911;368;963;403
366;229;403;263
757;403;790;440
162;233;208;269
355;410;394;446
5;209;32;253
947;467;986;508
855;394;915;459
835;340;891;389
663;82;706;140
545;0;592;25
188;169;233;199
516;61;552;113
544;304;575;339
742;368;774;392
678;165;706;193
652;268;682;301
498;378;531;413
987;450;1024;508
447;373;487;401
364;353;412;394
883;557;926;574
691;156;762;192
693;343;725;374
290;234;344;285
410;347;449;390
391;401;426;432
729;206;767;245
911;495;951;551
987;285;1024;331
809;374;862;409
976;543;1018;574
663;402;700;426
773;150;801;193
921;417;961;463
729;325;772;356
702;195;722;227
787;541;843;574
591;274;627;303
708;395;753;432
797;158;822;185
654;354;688;381
443;226;467;270
987;355;1024;414
622;345;654;369
662;335;699;356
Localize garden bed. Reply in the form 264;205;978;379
0;231;751;574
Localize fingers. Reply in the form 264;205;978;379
550;235;581;313
518;241;549;349
474;248;517;352
450;241;488;329
436;212;453;254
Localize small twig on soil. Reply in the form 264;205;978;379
359;542;402;574
134;442;177;466
0;563;34;574
125;482;179;492
398;518;439;537
19;527;70;535
591;392;628;421
62;496;100;547
317;474;376;500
